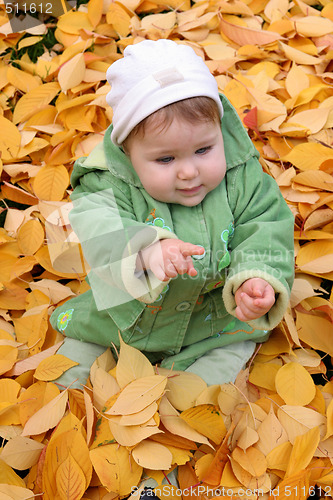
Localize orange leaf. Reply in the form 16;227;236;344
33;165;70;201
56;451;87;500
42;428;92;499
219;13;282;46
21;389;68;436
17;219;45;255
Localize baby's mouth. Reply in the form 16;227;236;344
178;185;202;194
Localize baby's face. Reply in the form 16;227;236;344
126;118;227;207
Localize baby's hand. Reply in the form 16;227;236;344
138;239;204;281
234;278;275;322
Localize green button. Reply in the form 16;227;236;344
175;301;191;312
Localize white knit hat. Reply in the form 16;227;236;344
106;39;223;146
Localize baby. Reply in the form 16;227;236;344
50;39;294;386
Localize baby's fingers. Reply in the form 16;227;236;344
185;256;198;277
180;242;205;258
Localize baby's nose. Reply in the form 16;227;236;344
178;161;199;179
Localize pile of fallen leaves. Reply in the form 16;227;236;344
0;0;333;498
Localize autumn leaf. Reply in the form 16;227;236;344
21;389;68;436
1;0;333;496
106;375;167;416
275;362;316;406
34;354;79;381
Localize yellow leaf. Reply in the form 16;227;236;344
0;378;21;404
56;451;87;500
296;240;333;274
324;398;333;440
108;418;162;446
60;104;96;132
141;11;176;33
132;440;173;470
18;381;60;426
264;0;289;21
0;459;26;487
246;87;287;127
12;82;60;124
11;255;38;280
7;65;40;93
165;445;193;466
180;404;226;444
58;53;86;92
57;10;93;34
34;354;79;381
237;425;259;450
293;16;333;37
284;108;330;135
106;375;167;415
90;443;142;495
195;453;214;481
272;469;311;499
30;279;75;304
304;208;333;232
293;170;333;192
9;342;63;377
0;345;18;375
43;428;92;499
0;116;22;161
116;336;154;389
277;405;326;444
256;405;289;455
158;367;207;411
195;384;220;405
0;436;44;470
0;484;36;499
17;219;45;255
218;384;243;415
249;361;281;390
112;402;158;426
13;307;49;355
106;3;131;37
266;441;292;471
35;245;87;279
91;368;120;412
231;446;267;477
88;0;103;27
279;41;322;65
22;389;68;436
33;165;69;201
275;362;316;406
285;426;320;477
159;395;212;447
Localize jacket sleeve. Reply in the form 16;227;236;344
69;161;177;308
222;155;295;330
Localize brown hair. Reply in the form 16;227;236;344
123;96;220;148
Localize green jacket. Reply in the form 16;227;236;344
50;95;294;370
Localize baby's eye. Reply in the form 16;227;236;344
156;156;174;164
195;146;212;155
